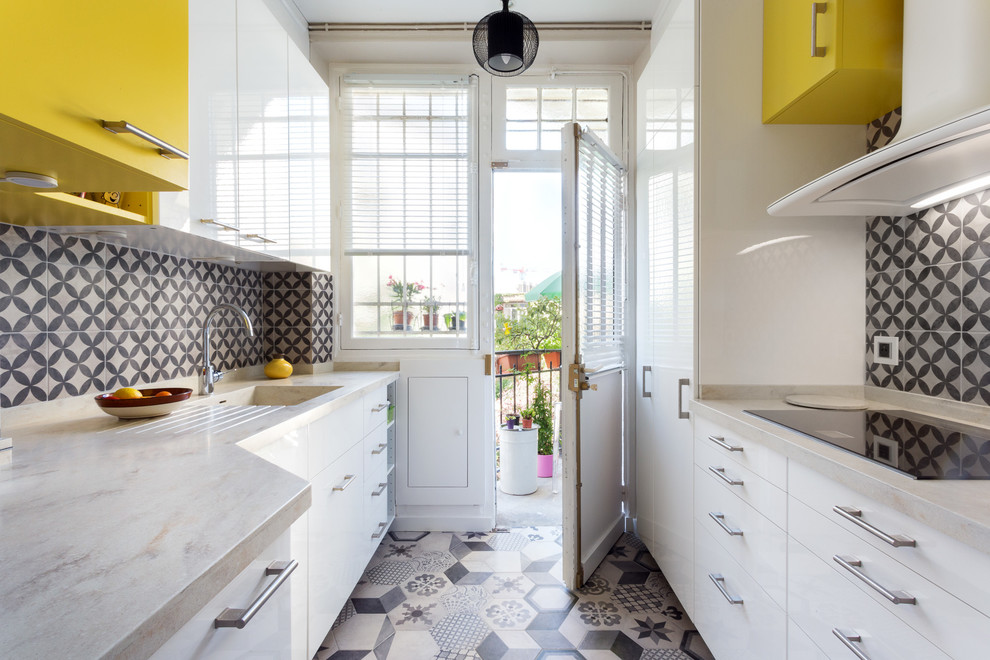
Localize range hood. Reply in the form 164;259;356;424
769;0;990;218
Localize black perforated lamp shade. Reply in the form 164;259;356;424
473;0;539;76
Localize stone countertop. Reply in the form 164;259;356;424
690;397;990;556
0;370;398;659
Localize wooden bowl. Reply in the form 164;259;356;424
94;388;193;419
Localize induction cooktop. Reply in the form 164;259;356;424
744;408;990;480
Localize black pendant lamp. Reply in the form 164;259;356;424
473;0;539;76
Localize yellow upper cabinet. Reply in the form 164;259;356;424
763;0;903;124
0;1;188;192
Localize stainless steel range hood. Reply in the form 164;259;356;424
768;104;990;217
769;0;990;218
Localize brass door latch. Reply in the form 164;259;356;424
567;363;598;396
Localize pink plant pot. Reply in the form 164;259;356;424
537;453;554;478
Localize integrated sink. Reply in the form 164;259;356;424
208;385;342;407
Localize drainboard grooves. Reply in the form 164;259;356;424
110;405;284;437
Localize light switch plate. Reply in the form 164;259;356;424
873;335;899;365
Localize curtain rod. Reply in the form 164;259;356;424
309;22;651;33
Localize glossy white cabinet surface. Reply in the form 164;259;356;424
693;414;787;488
790;459;990;620
787;618;829;660
694;437;787;529
788;536;951;660
693;521;786;660
151;531;295;659
790;496;990;659
693;464;786;609
310;404;363;480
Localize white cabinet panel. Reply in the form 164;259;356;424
787;618;828;660
363;423;388;480
309;403;363;479
693;415;787;488
693;464;786;609
407;376;469;489
151;531;295;659
693;521;786;660
694;437;786;529
363;385;389;436
788;535;951;660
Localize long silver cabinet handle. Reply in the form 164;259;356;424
371;482;388;496
709;512;743;536
199;218;240;232
244;233;276;244
677;378;690;419
832;506;916;547
708;573;743;605
101;120;189;159
832;629;871;660
371;443;387;455
214;559;298;628
642;365;652;398
708;465;744;486
332;474;356;492
832;555;916;605
372;403;389;412
371;522;388;539
810;2;827;57
709;434;743;452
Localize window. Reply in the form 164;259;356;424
338;75;477;349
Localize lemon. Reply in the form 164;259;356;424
115;387;143;399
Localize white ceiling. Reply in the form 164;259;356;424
293;0;661;24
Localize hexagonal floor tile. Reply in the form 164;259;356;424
430;612;492;651
481;599;537;630
524;584;577;613
483;573;535;599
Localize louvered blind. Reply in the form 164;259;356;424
341;77;472;256
576;130;626;371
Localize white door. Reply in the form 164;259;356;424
560;122;628;588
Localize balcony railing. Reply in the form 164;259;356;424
494;349;562;424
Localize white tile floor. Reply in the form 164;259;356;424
315;528;714;660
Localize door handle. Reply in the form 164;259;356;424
832;629;871;660
677;378;690;419
214;560;298;628
811;2;827;57
642;365;652;398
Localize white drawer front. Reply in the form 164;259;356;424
787;618;828;660
694;413;787;488
694;465;787;609
363;423;388;478
789;536;951;660
790;496;989;659
693;521;786;660
309;402;362;478
694;437;786;529
363;385;389;436
790;460;990;619
366;465;390;555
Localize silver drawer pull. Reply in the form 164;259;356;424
244;233;276;244
832;555;916;605
101;120;189;160
709;512;743;536
833;506;916;547
199;218;240;232
371;443;388;455
371;482;388;496
708;465;744;486
372;402;389;412
214;559;298;628
371;521;388;539
332;474;356;492
832;628;871;660
709;434;743;452
708;573;743;605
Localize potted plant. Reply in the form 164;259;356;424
531;380;555;477
505;413;520;430
520;407;535;429
458;311;466;329
444;312;455;331
421;296;441;330
386;275;425;330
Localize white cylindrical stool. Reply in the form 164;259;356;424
499;423;540;495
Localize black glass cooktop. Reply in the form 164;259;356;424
744;408;990;480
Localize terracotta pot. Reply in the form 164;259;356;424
422;312;439;330
537;453;554;478
521;418;533;429
392;310;413;330
543;350;561;369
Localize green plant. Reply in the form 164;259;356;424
385;275;425;307
520;407;535;420
421;296;441;314
494;297;561;352
531;379;554;455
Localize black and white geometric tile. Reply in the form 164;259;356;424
866;106;901;153
0;221;333;407
315;529;713;660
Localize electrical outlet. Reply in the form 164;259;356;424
873;335;899;365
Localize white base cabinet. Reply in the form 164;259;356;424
151;531;295;659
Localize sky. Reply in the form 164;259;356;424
492;171;563;295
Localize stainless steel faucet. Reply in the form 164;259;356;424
201;303;255;396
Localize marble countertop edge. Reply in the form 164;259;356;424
690;397;990;556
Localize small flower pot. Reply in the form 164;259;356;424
506;418;516;430
521;418;533;429
392;310;413;330
537;453;554;478
422;312;440;330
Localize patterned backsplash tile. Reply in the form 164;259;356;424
0;223;332;408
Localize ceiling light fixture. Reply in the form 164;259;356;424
2;171;58;189
473;0;539;77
